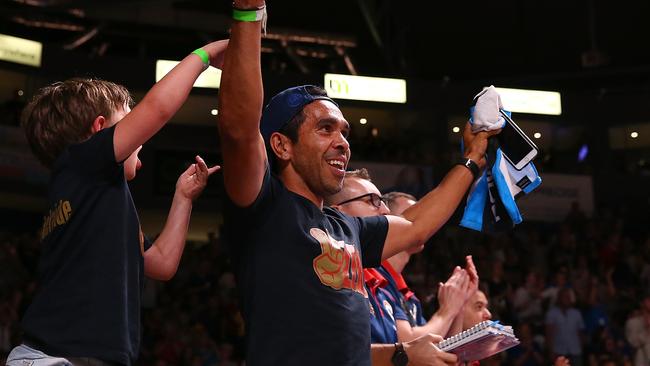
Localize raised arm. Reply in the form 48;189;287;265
217;1;267;207
144;156;219;280
113;40;228;162
396;267;469;341
397;256;478;341
381;123;497;259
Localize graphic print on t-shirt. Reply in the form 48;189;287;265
383;299;395;321
310;228;366;296
39;199;73;240
408;302;419;322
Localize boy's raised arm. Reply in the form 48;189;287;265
217;1;266;208
144;156;220;281
113;40;228;163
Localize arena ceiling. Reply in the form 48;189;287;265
2;0;650;93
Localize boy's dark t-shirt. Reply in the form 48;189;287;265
22;125;148;366
224;168;388;366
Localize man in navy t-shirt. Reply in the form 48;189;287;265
217;2;497;365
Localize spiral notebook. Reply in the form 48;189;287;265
438;320;520;362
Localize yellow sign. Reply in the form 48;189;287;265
155;60;222;88
495;87;562;116
324;73;407;103
0;34;42;67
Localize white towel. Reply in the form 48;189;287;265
470;85;505;133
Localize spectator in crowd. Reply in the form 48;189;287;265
541;267;576;308
513;270;544;324
461;289;492;331
625;292;650;366
486;259;511;321
379;190;476;340
216;1;495;364
546;287;585;366
6;38;227;366
327;175;477;344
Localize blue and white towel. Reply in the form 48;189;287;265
460;87;542;232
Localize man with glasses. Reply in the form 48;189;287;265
337;191;387;211
327;173;478;345
326;169;401;346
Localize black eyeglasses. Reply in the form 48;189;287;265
336;193;385;209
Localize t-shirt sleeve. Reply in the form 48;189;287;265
239;165;275;216
223;164;279;239
66;125;120;179
354;215;388;268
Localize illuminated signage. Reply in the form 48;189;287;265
495;87;562;115
0;34;42;67
155;60;222;88
324;73;407;103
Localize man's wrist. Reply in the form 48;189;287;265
457;158;480;180
173;190;194;204
436;304;459;318
464;152;483;163
391;342;409;366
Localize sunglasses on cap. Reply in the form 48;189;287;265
336;192;386;209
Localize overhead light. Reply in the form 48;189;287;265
452;126;460;133
0;33;42;67
371;128;379;137
495;87;562;115
210;109;218;116
533;132;542;139
17;90;24;96
359;118;367;125
631;131;639;138
156;60;222;88
324;73;407;103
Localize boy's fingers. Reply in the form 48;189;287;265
207;165;221;175
195;155;208;169
184;163;197;176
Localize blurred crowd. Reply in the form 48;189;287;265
1;202;649;366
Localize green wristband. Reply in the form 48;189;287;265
192;48;210;70
233;8;264;22
232;4;267;34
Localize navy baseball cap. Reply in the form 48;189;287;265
260;85;338;149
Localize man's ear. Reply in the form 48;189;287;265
91;115;107;133
269;132;292;162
